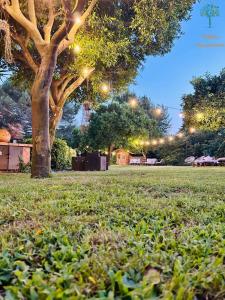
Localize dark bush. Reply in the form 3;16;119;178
51;138;74;170
25;138;74;171
19;157;31;173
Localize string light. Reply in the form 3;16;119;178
128;97;138;108
177;132;184;138
100;83;110;94
168;136;174;142
74;44;81;54
154;108;162;117
152;140;158;146
196;112;204;121
179;112;184;118
159;138;165;144
82;67;92;77
74;13;82;25
145;141;150;146
189;127;196;134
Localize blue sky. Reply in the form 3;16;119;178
130;0;225;134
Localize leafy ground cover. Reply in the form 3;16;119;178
0;166;225;299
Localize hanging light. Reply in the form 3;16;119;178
74;13;82;25
100;83;110;94
177;132;184;138
168;136;174;142
189;127;196;134
179;112;184;118
154;108;162;117
82;67;92;77
152;140;158;146
128;97;138;108
159;138;165;144
145;141;150;146
196;112;204;121
74;44;81;54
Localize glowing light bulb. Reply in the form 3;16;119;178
101;83;110;93
177;132;184;138
155;108;162;116
129;98;138;108
159;138;165;144
168;136;174;142
189;127;196;134
179;112;184;118
145;141;150;146
152;140;157;146
82;67;91;77
74;13;82;25
74;44;81;54
196;112;204;121
139;141;144;146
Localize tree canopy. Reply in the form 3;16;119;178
0;0;196;177
113;93;171;135
84;102;151;154
182;69;225;131
0;82;31;138
151;129;225;165
70;94;170;158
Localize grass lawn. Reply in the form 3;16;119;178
0;166;225;299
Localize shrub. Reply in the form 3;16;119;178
18;157;31;173
51;138;74;170
24;138;74;171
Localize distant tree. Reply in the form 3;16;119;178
113;93;171;135
0;82;31;138
182;69;225;131
151;129;225;165
201;4;219;28
77;102;155;160
0;82;81;141
139;96;171;135
71;127;83;150
56;101;80;144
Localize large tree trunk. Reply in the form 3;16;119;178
31;52;57;178
107;144;114;166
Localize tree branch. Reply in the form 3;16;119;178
3;0;46;54
44;1;55;43
49;93;56;112
27;0;37;27
55;73;71;88
58;74;76;98
51;0;74;47
50;74;75;106
12;33;38;73
58;68;95;108
58;0;98;54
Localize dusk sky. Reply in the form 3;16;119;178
130;0;225;134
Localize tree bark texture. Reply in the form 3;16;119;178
31;50;57;178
